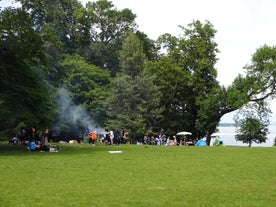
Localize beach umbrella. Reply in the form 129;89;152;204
176;131;192;136
211;132;222;137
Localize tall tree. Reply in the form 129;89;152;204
149;21;276;145
145;57;191;135
105;32;163;138
81;0;137;75
61;55;111;127
0;8;53;137
17;0;85;88
135;31;158;61
119;32;146;78
19;0;83;54
148;20;219;138
196;45;276;144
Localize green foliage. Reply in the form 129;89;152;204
19;0;83;54
235;116;268;147
196;86;227;135
81;0;137;75
0;8;54;138
147;20;220;138
0;7;46;63
61;55;111;126
244;45;276;101
135;31;158;61
105;73;163;138
105;32;163;138
2;1;276;145
146;57;191;135
119;32;146;78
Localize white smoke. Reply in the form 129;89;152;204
56;87;104;134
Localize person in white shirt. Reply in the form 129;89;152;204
109;129;114;145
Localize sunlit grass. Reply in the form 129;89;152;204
0;143;275;207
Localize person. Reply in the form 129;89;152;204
31;127;36;140
166;136;171;146
20;128;27;144
91;130;97;146
156;137;161;145
109;129;114;145
40;144;49;152
29;140;36;151
38;130;44;144
10;135;19;145
44;128;49;145
173;135;177;146
119;128;124;144
104;129;110;145
88;131;93;144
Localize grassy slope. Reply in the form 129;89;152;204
0;143;275;207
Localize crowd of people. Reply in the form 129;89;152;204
141;134;197;146
102;128;127;145
9;127;49;146
27;140;59;152
9;127;60;152
9;125;214;148
82;128;128;145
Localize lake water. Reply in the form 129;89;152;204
217;124;276;147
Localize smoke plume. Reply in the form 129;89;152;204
55;87;103;135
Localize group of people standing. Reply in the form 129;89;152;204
83;128;126;145
103;128;126;145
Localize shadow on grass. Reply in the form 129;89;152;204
0;141;128;156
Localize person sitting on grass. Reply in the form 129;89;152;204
29;140;36;151
9;135;19;145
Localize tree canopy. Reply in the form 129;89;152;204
0;8;53;137
1;1;276;144
235;117;268;147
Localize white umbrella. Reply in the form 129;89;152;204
176;131;192;136
211;132;222;137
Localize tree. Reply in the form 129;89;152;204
148;21;276;145
105;74;163;139
147;20;219;138
135;31;159;61
19;0;83;54
235;116;268;147
105;32;163;139
80;0;137;75
119;32;146;78
61;55;111;127
145;56;191;135
191;44;276;145
0;8;54;137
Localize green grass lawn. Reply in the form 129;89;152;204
0;142;275;207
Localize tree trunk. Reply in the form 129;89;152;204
206;134;211;146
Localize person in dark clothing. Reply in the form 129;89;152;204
119;128;125;144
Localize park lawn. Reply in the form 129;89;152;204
0;143;275;207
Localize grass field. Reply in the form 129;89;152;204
0;142;275;207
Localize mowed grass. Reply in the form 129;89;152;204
0;143;275;207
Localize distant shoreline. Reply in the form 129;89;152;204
219;123;235;127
